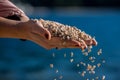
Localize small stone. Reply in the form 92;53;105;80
102;75;105;80
102;60;106;63
91;71;95;74
52;53;55;57
77;64;80;67
64;53;66;58
59;76;63;79
83;52;89;56
95;77;99;80
70;59;74;63
97;49;102;55
50;64;54;68
56;69;59;73
81;71;86;77
54;78;57;80
70;52;74;57
78;71;81;74
97;63;101;67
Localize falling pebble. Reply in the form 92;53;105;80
70;59;74;63
50;64;54;68
56;69;59;73
91;60;95;63
102;75;105;80
92;78;94;80
95;77;99;80
54;78;57;80
87;46;92;53
87;64;92;71
81;71;86;77
52;53;55;57
78;71;81;74
80;62;86;66
97;63;101;67
77;64;80;67
70;52;74;57
91;71;95;74
102;60;106;63
59;76;63;79
64;53;66;58
97;49;102;55
83;52;89;56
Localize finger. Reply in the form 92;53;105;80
59;39;87;49
43;28;51;40
71;40;87;50
92;38;98;46
84;39;93;46
84;38;97;46
33;20;51;40
29;33;52;49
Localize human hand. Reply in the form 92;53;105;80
34;19;97;50
18;19;97;50
39;35;97;50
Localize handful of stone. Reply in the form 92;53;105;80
39;19;97;50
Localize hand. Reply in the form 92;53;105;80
18;19;97;50
40;36;97;50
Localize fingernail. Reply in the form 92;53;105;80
80;40;88;49
45;33;49;39
92;38;98;46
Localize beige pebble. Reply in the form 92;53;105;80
83;52;89;56
81;71;86;77
59;76;63;79
95;76;99;80
54;78;57;80
77;64;80;67
102;60;106;63
97;49;102;55
102;75;105;80
70;52;74;57
64;53;66;58
50;64;54;68
56;69;59;73
52;53;55;57
70;59;74;63
97;63;101;67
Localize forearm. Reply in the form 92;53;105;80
0;17;23;38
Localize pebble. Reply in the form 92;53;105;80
59;76;63;79
97;49;102;55
70;52;74;57
54;78;57;80
97;63;101;67
70;59;74;63
52;53;55;58
64;53;66;58
81;71;86;77
56;69;59;73
95;76;99;80
102;75;105;80
77;64;80;67
50;64;54;68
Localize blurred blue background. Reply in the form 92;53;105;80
0;0;120;80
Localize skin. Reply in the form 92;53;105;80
0;13;97;50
